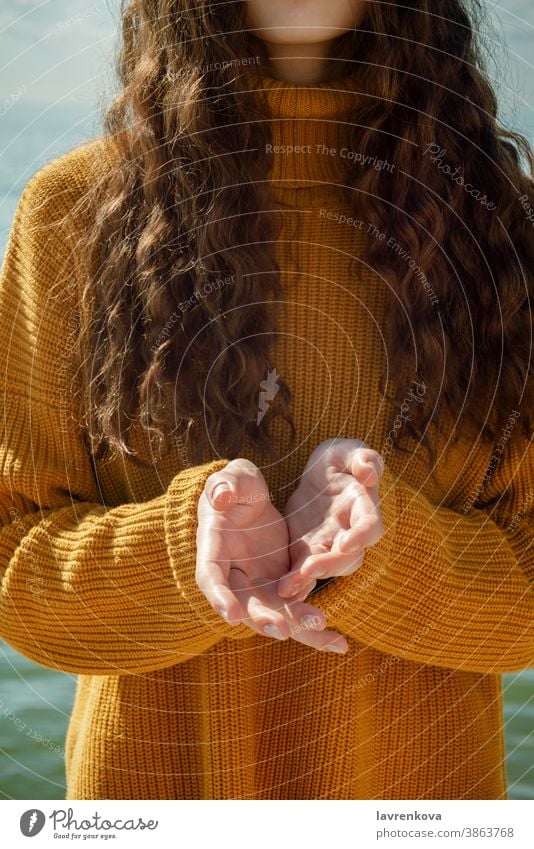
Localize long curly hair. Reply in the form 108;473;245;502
67;0;533;470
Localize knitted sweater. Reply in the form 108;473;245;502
0;64;533;800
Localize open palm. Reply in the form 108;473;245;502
196;458;348;650
277;439;385;600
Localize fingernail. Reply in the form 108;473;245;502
324;643;348;654
211;482;230;501
301;614;324;630
263;624;284;640
216;607;229;621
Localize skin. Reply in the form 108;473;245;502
195;2;383;653
244;0;366;83
197;459;351;652
197;443;384;653
278;439;384;599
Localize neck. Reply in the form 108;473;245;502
261;42;352;84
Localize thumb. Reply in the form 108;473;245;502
206;474;238;511
205;458;266;512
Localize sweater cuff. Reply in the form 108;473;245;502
164;458;252;642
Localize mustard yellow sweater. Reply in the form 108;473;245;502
0;65;533;800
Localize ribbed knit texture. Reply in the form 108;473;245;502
0;64;533;799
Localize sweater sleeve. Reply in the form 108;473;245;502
0;153;252;676
317;431;534;673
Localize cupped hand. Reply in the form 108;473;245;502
196;458;349;652
277;438;385;600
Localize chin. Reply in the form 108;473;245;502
259;29;350;46
245;0;360;43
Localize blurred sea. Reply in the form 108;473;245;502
0;0;533;800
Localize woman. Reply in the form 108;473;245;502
0;0;532;800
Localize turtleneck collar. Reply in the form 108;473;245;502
242;64;367;193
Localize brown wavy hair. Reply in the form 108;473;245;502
68;0;534;470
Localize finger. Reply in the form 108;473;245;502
279;583;317;603
205;472;239;511
335;487;381;553
195;559;244;625
283;600;327;631
350;448;383;487
289;625;349;654
204;459;266;511
236;583;327;639
235;585;293;640
341;508;383;554
348;480;378;515
291;579;317;602
278;546;365;593
277;566;315;599
276;556;317;593
195;516;245;622
297;549;366;581
236;580;348;651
